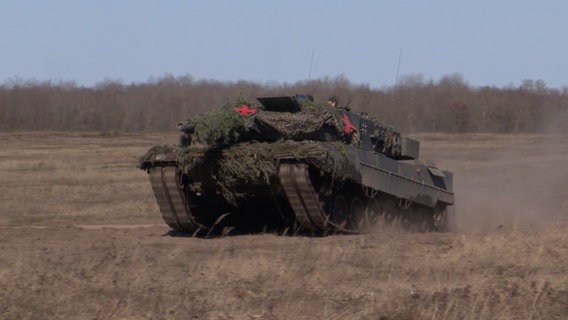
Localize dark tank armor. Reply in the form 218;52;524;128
139;95;455;235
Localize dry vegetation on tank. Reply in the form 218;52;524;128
1;132;567;319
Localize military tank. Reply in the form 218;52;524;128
138;95;455;235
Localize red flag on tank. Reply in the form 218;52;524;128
234;104;257;116
343;113;357;134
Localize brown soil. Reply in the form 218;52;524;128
1;132;567;319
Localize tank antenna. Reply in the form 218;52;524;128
395;48;403;89
307;50;315;82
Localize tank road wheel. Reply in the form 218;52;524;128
349;196;365;231
411;206;436;232
382;197;400;226
331;195;349;229
363;197;382;231
433;206;448;232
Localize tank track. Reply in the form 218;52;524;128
278;162;364;234
149;163;447;235
278;162;329;232
149;166;204;233
278;162;448;234
149;162;348;234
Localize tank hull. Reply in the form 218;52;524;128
140;139;454;235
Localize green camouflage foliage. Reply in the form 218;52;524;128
139;96;358;206
192;104;249;147
172;139;353;206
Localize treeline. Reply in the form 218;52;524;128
1;74;567;133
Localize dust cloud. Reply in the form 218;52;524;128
418;134;568;233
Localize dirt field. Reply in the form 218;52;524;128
1;132;567;319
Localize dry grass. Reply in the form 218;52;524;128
0;131;180;225
0;132;567;319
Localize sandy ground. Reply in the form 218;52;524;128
1;132;567;319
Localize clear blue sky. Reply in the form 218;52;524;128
1;0;567;88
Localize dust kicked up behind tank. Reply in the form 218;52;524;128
138;95;455;235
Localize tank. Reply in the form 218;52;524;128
138;95;455;235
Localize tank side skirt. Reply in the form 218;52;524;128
359;163;454;207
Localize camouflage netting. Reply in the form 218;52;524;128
381;129;401;157
175;140;354;206
140;96;360;206
177;98;349;146
252;110;338;140
253;101;347;140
